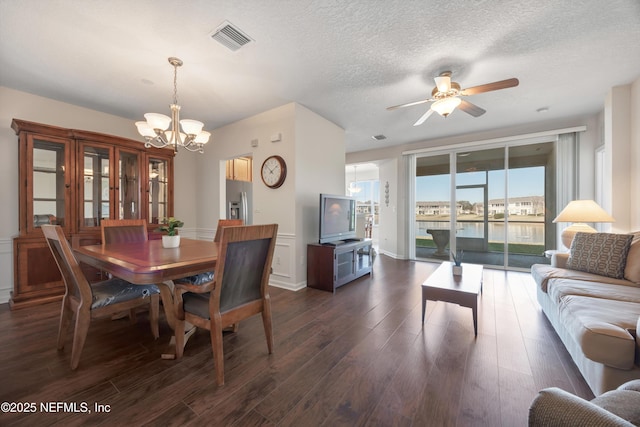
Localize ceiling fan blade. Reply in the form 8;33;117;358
460;78;519;96
413;108;435;126
387;98;432;110
458;99;486;117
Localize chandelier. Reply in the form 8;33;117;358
135;57;210;153
348;165;361;194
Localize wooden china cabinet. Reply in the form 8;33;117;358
11;119;175;309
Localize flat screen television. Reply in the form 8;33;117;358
319;193;357;244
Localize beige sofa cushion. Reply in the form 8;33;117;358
531;263;638;293
566;232;633;279
624;232;640;285
558;295;640;370
548;279;640;305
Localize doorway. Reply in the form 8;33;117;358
225;156;253;224
346;163;379;248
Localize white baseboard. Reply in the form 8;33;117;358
269;279;306;292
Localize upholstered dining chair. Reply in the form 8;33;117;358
101;219;150;321
101;218;148;244
174;219;245;287
213;219;244;243
42;224;160;369
172;223;278;385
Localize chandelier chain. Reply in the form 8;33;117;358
173;61;179;106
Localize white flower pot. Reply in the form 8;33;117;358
162;235;180;248
452;265;463;276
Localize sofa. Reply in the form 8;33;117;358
529;379;640;426
531;231;640;396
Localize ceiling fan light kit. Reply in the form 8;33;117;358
388;70;519;125
431;97;461;117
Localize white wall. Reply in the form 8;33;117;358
0;86;196;303
197;103;296;233
377;158;401;258
196;102;345;290
294;104;345;284
605;84;633;233
631;77;640;231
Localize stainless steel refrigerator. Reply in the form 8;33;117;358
226;179;253;224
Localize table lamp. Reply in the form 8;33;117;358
553;200;615;249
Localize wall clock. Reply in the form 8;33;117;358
260;155;287;189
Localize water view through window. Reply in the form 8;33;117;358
414;142;555;269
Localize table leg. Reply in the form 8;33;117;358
421;288;427;324
472;300;478;337
156;281;196;360
157;282;176;329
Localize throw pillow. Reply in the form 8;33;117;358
624;231;640;284
566;232;633;279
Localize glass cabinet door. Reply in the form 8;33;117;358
28;135;73;234
118;149;140;219
147;157;169;226
80;143;113;229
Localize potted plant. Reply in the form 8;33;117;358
451;249;463;276
158;217;184;248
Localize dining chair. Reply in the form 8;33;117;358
42;224;160;369
213;219;244;243
172;223;278;385
174;219;244;287
101;218;148;244
101;219;150;322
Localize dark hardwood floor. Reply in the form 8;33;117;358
0;255;593;426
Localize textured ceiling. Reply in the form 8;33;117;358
1;0;639;153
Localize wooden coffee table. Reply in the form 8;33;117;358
421;262;483;336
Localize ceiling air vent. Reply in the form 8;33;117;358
210;21;253;51
372;134;387;141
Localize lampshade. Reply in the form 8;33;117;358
553;200;615;223
144;113;171;131
135;121;156;138
434;75;451;92
431;97;461;117
194;131;211;144
553;200;615;248
179;119;204;135
164;131;186;144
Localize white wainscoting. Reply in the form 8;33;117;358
193;228;303;291
269;232;305;291
0;238;13;304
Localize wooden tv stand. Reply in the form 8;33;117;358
307;239;373;293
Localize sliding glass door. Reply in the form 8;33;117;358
456;148;505;267
415;154;451;260
413;141;555;270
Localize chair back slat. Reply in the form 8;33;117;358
42;225;93;305
101;219;148;245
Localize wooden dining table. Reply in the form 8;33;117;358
74;237;218;358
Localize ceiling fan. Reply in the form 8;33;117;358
387;71;519;126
